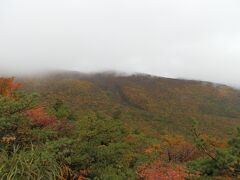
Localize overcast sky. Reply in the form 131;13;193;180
1;0;240;85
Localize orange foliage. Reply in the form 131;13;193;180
25;107;75;134
144;144;161;155
201;134;228;149
138;161;198;180
0;77;22;97
162;135;200;162
25;107;57;127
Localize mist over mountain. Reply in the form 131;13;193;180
1;0;240;86
19;70;240;138
1;0;240;178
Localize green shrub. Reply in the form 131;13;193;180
0;146;61;180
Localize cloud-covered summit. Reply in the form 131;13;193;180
1;0;240;86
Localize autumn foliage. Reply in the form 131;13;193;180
25;107;57;127
162;135;200;162
0;77;21;97
1;75;240;179
138;160;197;180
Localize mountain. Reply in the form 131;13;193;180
20;71;240;138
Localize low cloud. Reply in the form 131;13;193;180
1;0;240;86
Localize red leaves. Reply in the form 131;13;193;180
25;107;57;127
138;161;197;180
0;77;65;129
25;107;75;134
0;77;22;97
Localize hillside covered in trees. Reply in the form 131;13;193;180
1;72;240;179
22;71;240;138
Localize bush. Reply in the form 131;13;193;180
189;121;240;178
0;146;61;180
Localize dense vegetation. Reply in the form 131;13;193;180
22;72;240;137
0;77;162;179
1;73;240;179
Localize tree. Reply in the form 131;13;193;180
189;120;240;178
53;99;76;121
162;134;198;163
0;77;21;97
64;113;138;179
0;78;64;179
25;107;57;127
0;82;38;148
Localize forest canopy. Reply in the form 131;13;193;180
0;76;240;179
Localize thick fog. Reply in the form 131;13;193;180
1;0;240;86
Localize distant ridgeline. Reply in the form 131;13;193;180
1;74;240;179
21;71;240;138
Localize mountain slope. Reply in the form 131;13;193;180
21;71;240;138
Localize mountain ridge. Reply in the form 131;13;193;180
19;71;240;138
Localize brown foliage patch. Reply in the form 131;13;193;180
138;161;198;180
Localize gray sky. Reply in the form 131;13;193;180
1;0;240;85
